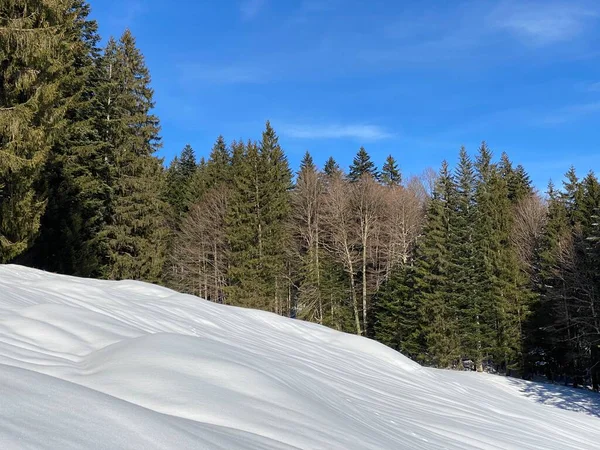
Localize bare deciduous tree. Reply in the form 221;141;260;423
322;174;362;335
381;185;424;278
170;186;229;302
291;165;325;323
352;175;386;332
512;193;547;273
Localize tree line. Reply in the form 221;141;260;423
2;1;599;389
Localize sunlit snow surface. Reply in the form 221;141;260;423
1;265;599;449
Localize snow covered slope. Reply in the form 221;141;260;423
1;265;599;449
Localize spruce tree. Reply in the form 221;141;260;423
450;147;485;370
323;156;341;177
20;0;105;275
165;144;197;217
381;155;402;186
374;266;422;359
0;0;79;262
98;30;168;282
348;147;378;182
534;180;577;380
259;121;293;313
414;161;460;367
474;143;530;371
227;141;265;306
500;152;533;204
226;123;292;312
300;151;315;172
204;136;230;186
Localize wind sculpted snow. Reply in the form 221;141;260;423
0;265;599;449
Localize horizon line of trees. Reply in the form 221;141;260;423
2;0;599;390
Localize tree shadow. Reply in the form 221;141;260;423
507;377;600;418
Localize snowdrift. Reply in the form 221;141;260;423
0;265;599;449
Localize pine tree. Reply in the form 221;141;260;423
0;0;80;262
98;30;168;282
348;147;378;182
381;155;402;186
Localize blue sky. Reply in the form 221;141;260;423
90;0;600;188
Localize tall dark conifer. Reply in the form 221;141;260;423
474;143;529;371
227;123;292;313
203;136;231;190
21;0;105;275
381;155;402;186
165;144;197;218
98;30;168;282
348;147;378;182
0;0;80;262
374;266;422;359
323;156;342;178
414;161;460;367
450;147;484;370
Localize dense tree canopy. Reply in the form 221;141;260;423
3;0;599;390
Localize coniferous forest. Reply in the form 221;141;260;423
2;1;600;389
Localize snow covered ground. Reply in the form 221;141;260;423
1;265;599;449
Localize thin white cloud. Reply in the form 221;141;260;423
281;123;393;141
491;1;598;45
537;101;600;125
240;0;267;21
587;81;600;92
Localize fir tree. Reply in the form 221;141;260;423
474;143;531;371
21;0;105;275
165;144;196;217
227;123;292;312
381;155;402;186
259;121;293;314
450;147;485;370
300;151;315;172
374;266;422;359
534;180;577;379
414;161;460;367
0;0;80;262
98;30;168;282
323;156;341;177
179;144;197;179
226;141;265;306
348;147;378;182
500;152;532;203
204;135;231;189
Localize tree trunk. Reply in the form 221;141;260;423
349;261;361;335
316;228;323;324
362;235;368;336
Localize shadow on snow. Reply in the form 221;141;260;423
508;377;600;418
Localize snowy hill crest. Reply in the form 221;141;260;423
0;265;599;449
